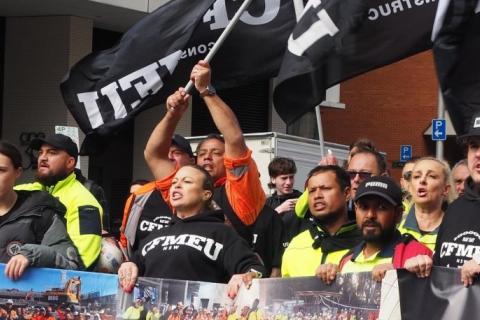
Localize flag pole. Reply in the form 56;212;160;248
292;0;326;158
184;0;253;93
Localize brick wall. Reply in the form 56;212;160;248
322;51;438;180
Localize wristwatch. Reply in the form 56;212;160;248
249;268;263;279
472;252;480;264
199;84;216;97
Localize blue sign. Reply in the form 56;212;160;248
400;145;412;162
432;119;447;141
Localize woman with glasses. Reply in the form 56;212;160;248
398;157;453;250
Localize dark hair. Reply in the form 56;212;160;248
350;149;387;175
195;134;225;154
183;164;215;208
267;157;297;188
0;141;23;169
349;138;377;152
305;165;350;191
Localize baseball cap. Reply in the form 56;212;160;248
30;134;78;159
172;134;193;158
459;112;480;140
354;176;402;206
6;299;13;304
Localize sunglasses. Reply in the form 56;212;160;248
403;171;412;181
346;171;373;180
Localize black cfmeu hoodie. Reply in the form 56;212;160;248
133;210;265;283
434;177;480;268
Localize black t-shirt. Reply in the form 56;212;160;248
134;190;172;251
265;190;303;211
134;211;265;283
434;178;480;268
250;205;287;276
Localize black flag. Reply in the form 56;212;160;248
273;0;439;125
166;0;296;93
433;0;480;135
61;0;296;155
60;0;216;155
397;268;480;319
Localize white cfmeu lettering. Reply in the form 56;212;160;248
76;50;181;130
142;234;224;261
439;242;480;259
139;220;165;232
368;0;436;21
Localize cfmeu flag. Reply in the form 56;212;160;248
60;0;216;155
165;0;296;92
433;0;480;135
273;0;438;125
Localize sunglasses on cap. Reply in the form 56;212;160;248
346;171;373;180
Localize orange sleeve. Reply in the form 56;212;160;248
119;193;135;248
224;149;266;226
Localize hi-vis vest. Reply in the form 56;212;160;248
16;172;103;268
281;222;360;277
398;207;438;251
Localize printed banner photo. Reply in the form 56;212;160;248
2;264;479;319
120;273;381;320
0;264;117;319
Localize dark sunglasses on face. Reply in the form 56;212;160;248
346;171;373;180
403;171;412;181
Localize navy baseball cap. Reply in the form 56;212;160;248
354;176;402;206
172;134;193;158
30;134;79;158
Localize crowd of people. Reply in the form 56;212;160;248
0;300;114;320
2;59;480;315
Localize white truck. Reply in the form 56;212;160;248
187;132;350;194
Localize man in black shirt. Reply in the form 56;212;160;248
434;112;480;286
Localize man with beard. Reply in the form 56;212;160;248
16;134;102;269
316;176;432;284
281;165;361;277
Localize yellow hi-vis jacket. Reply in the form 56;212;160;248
16;172;103;268
281;221;360;277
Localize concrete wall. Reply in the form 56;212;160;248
2;16;93;182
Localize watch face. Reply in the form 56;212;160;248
207;85;216;95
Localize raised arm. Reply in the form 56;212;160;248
144;89;190;180
190;60;248;159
